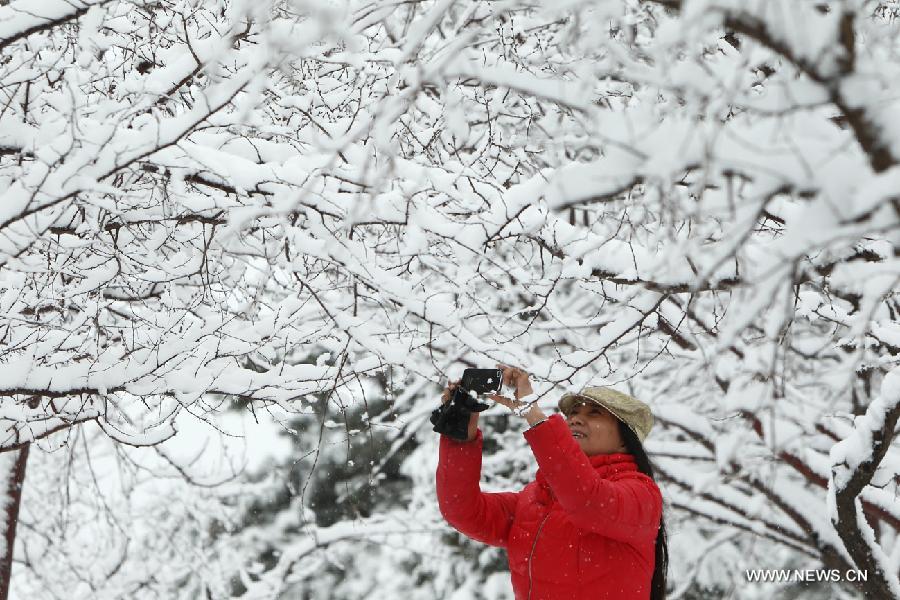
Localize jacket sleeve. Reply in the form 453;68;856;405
436;428;519;548
523;414;662;543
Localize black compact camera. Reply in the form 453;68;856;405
460;368;503;394
430;369;503;441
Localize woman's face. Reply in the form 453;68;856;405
564;401;627;456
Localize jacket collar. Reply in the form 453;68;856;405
534;452;637;504
588;451;637;471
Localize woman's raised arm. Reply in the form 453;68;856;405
524;413;662;543
436;427;519;547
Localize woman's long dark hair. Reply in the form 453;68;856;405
618;420;668;600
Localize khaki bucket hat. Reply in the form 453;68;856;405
557;387;654;443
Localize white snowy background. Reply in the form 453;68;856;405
0;0;899;598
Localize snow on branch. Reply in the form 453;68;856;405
0;0;112;54
828;365;900;598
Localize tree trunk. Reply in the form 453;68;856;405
0;446;29;600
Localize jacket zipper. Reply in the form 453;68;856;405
526;511;551;600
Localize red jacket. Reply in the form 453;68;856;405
436;413;662;600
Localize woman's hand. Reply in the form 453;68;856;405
441;379;479;442
440;379;459;405
495;364;534;400
490;364;546;426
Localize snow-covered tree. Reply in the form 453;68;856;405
2;0;900;598
0;0;375;595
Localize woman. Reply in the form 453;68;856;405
435;365;668;600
